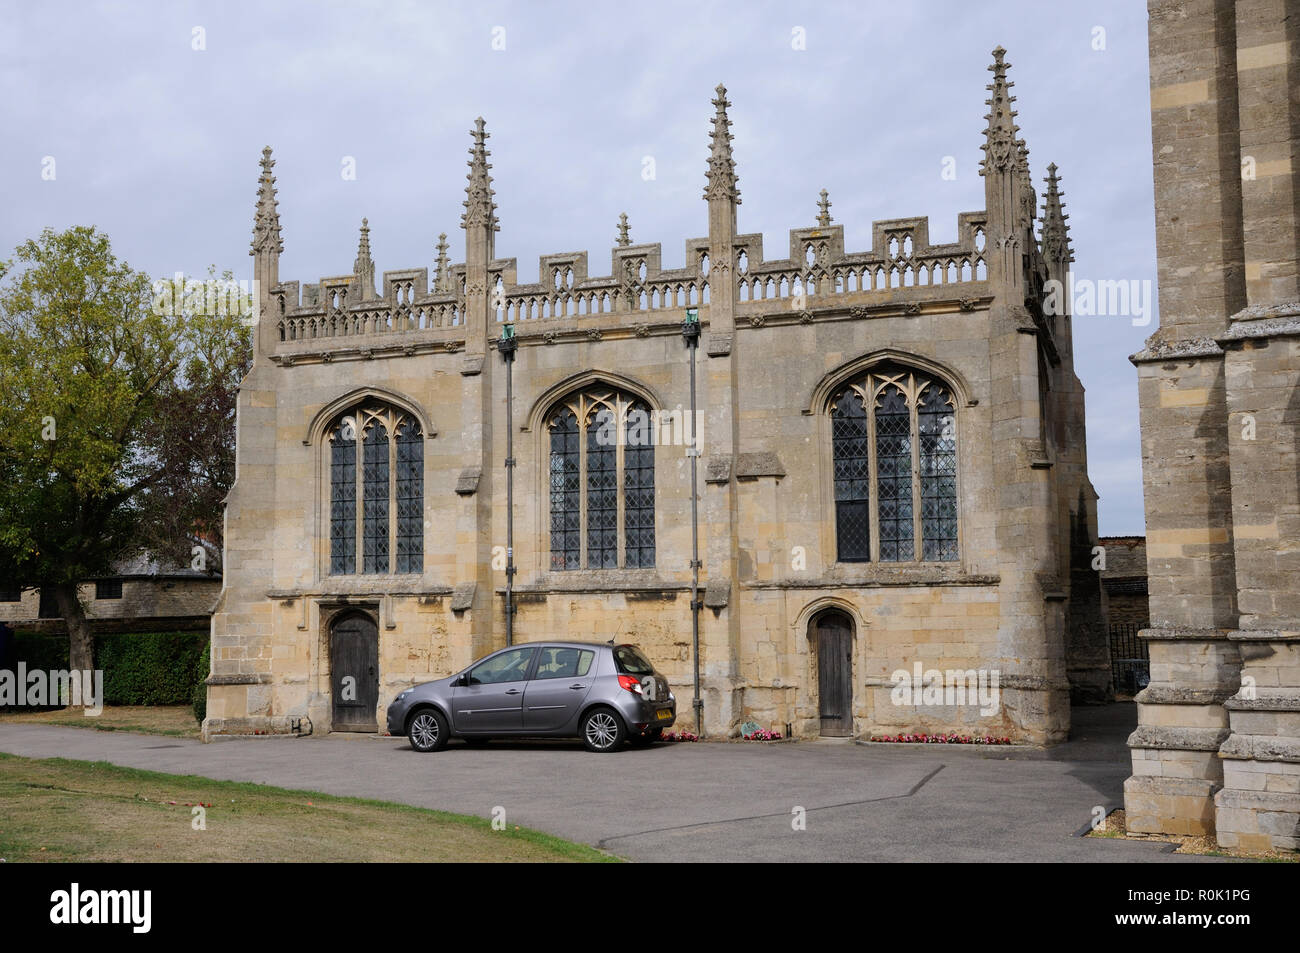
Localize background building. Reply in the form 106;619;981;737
1100;536;1150;630
1100;535;1151;696
0;553;218;635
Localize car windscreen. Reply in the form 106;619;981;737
613;645;655;676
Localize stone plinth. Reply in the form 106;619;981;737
1214;631;1300;850
1124;627;1240;836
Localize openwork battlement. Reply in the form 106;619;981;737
250;50;1067;352
269;210;991;345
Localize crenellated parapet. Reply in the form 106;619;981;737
732;211;989;310
271;262;467;348
268;204;996;351
494;238;714;322
257;47;1069;360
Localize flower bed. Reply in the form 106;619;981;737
742;728;783;741
869;733;1011;745
661;729;698;742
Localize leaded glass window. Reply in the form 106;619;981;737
624;402;656;568
546;389;656;570
829;366;959;563
329;421;356;574
363;421;390;573
549;410;580;570
875;385;914;562
395;418;423;573
918;384;958;561
586;409;618;569
327;405;423;576
831;390;870;561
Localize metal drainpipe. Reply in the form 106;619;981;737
500;323;517;646
683;309;702;735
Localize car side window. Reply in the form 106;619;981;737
533;648;594;680
467;648;535;685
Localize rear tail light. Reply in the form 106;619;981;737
617;674;644;695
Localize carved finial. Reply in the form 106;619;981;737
816;189;832;227
616;212;631;247
462;117;499;232
434;232;451;292
354;218;376;300
1016;139;1037;228
979;46;1020;177
355;218;371;267
1040;163;1073;264
1016;139;1033;190
704;84;741;204
251;145;283;257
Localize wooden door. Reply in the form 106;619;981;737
331;613;378;730
815;613;853;736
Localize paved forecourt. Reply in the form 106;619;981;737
0;706;1225;863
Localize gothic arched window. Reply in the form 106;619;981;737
328;405;424;575
547;389;655;571
829;365;958;563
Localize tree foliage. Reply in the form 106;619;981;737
135;268;251;573
0;226;250;672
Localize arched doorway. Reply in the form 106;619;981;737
811;610;854;737
330;611;378;731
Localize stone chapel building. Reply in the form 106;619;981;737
204;48;1108;743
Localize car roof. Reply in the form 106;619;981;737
523;640;624;649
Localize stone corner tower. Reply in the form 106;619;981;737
1125;0;1300;852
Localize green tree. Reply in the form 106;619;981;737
135;267;252;575
0;226;250;684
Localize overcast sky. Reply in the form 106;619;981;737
1;0;1157;535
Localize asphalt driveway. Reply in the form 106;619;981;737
0;704;1224;862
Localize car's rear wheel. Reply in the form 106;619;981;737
408;708;448;752
581;707;626;753
629;726;663;747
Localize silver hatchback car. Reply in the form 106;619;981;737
386;641;676;752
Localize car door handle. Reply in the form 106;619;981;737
505;689;522;695
569;684;587;690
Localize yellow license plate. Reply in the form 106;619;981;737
656;709;673;721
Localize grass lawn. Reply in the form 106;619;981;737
0;753;619;863
0;705;200;737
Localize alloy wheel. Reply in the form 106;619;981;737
410;712;440;749
585;711;619;750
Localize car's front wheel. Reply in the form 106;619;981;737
408;708;449;752
581;707;626;753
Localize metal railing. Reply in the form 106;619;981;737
1109;621;1151;696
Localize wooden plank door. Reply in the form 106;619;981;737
816;614;853;736
331;613;378;730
